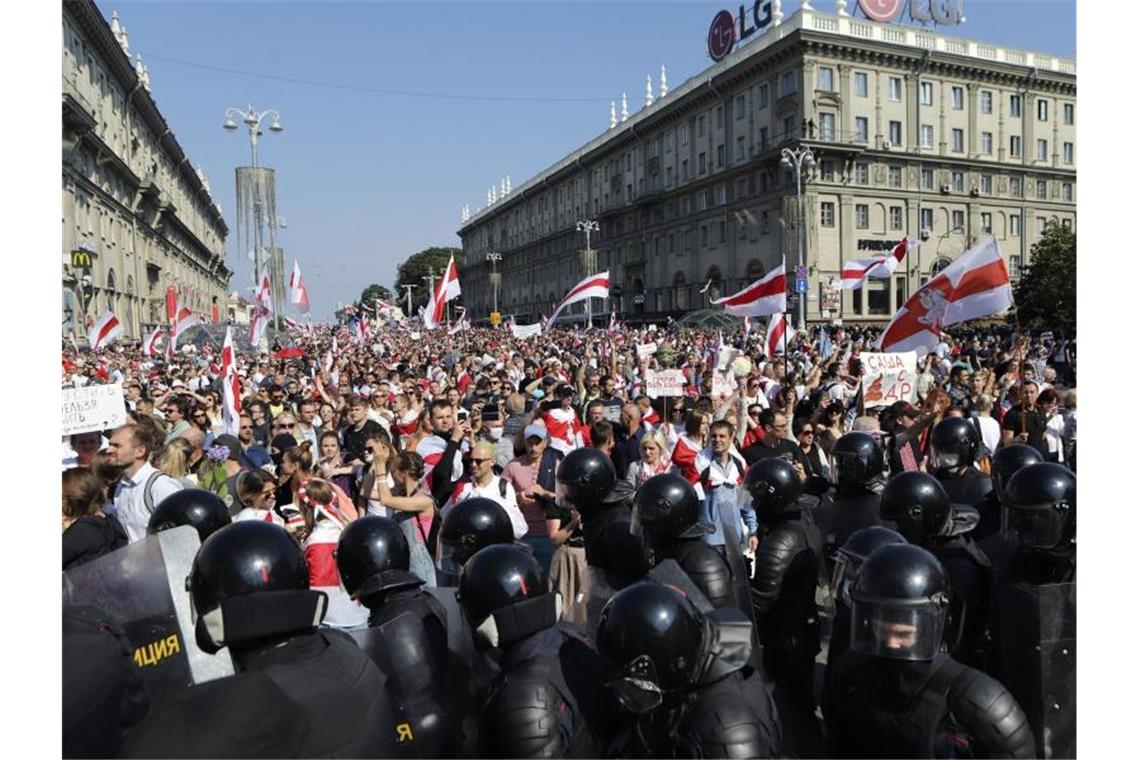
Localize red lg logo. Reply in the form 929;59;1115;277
858;0;904;23
707;10;737;62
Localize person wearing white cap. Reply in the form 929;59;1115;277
502;422;563;573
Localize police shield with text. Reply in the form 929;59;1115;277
815;432;886;558
990;462;1076;759
596;581;780;758
337;516;456;757
457;544;613;758
823;544;1036;759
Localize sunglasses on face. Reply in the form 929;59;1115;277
470;458;492;465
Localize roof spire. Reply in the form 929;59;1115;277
620;93;629;122
609;100;617;129
660;65;668;98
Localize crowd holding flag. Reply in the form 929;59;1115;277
423;254;462;330
142;326;164;358
543;271;610;332
763;313;788;358
839;237;916;290
89;310;122;351
249;271;274;345
289;259;311;313
712;260;787;317
219;326;241;435
171;306;197;349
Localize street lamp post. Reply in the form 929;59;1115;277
223;105;283;322
486;252;502;316
781;146;815;330
401;284;416;317
576;220;599;328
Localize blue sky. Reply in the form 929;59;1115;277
95;0;1076;319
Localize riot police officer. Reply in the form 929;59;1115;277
930;417;994;533
745;457;825;719
337;516;455;757
189;521;397;757
977;443;1043;547
147;488;231;543
880;471;991;668
823;544;1036;758
436;496;517;586
596;581;780;758
629;473;734;609
457;544;612;758
815;432;885;558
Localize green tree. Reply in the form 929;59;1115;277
395;247;464;311
358;283;393;310
1012;221;1076;327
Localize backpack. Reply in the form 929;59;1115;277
142;471;184;514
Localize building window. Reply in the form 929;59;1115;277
718;220;726;242
820;113;835;141
884;121;902;146
736;136;746;161
1037;179;1047;198
889;166;902;188
699;153;707;174
921;168;934;190
855;204;869;229
1037;99;1048;121
716;184;726;205
682;159;689;180
783;116;796;139
1062;183;1072;202
1010;215;1021;237
781;70;797;96
890;206;903;230
921;207;934;232
867;280;890;315
920;124;934;148
1037;139;1048;160
758;83;769;110
761;211;770;233
1063;103;1074;125
821;202;835;227
981;212;992;233
855;116;869;143
1062;218;1072;230
759;127;769;148
700;190;709;210
852;285;862;314
818;67;834;91
1010;95;1022;117
952;128;964;153
681;125;689;146
735;95;745;120
953;209;965;229
715;105;724;129
981;131;993;154
854;71;868;97
951;86;964;110
1010;135;1022;157
1010;177;1022;197
855;162;869;184
666;166;673;186
920;81;933;106
981;90;993;113
821;160;835;182
1063;142;1073;164
716;144;725;167
1037;217;1047;235
981;174;993;194
701;226;709;246
1010;255;1022;278
952;171;964;192
681;196;690;215
698;115;706;138
889;76;902;102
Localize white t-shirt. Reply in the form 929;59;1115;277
453;476;528;539
977;416;1001;456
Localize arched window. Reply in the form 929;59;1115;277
125;276;135;338
105;268;117;315
673;271;688;311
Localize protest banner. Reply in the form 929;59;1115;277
711;371;737;398
62;383;126;436
644;369;687;398
636;342;658;360
861;352;917;408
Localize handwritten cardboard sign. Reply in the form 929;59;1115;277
861;352;917;408
62;383;127;436
644;369;687;398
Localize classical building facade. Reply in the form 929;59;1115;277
458;6;1076;323
62;1;231;341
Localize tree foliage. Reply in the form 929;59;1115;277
1013;221;1076;327
394;247;464;311
358;283;393;309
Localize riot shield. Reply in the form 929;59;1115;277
584;566;617;644
648;558;714;614
717;495;762;645
996;581;1076;760
62;526;235;701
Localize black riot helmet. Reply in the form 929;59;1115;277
1002;462;1076;550
879;471;953;544
744;458;804;522
929;417;981;472
456;544;556;649
147;489;232;543
830;526;907;607
188;521;325;654
596;582;709;714
829;432;885;490
990;443;1044;498
630;473;713;545
557;447;616;512
849;544;950;661
438;497;514;573
336;516;415;605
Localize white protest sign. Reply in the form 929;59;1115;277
644;369;687;398
861;352;917;408
62;383;127;436
636;342;658;360
711;371;737;399
510;322;542;340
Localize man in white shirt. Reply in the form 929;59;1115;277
451;440;528;539
106;423;186;543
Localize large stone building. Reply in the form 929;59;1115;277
62;1;230;341
458;5;1075;324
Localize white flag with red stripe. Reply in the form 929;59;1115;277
289;259;310;313
840;238;915;289
448;307;469;335
544;271;610;332
220;326;241;435
423;255;462;330
713;260;786;317
143;326;164;357
764;313;788;357
89;311;122;351
876;236;1012;357
249;271;273;345
172;305;197;347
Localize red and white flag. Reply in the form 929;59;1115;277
448;307;469;335
249;271;274;345
143;326;164;357
840;238;915;290
764;313;788;357
712;260;786;317
172;306;197;348
423;255;462;330
699;278;713;295
89;311;122;351
876;236;1012;357
544;271;610;332
289;259;310;313
220;326;241;435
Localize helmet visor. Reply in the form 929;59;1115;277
436;542;466;584
930;447;962;469
828;555;857;610
829;451;868;486
1002;503;1067;549
849;601;946;661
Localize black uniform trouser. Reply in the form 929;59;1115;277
763;645;816;714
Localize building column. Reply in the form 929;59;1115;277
966;83;978;158
839;193;855;318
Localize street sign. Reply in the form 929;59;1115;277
489;311;501;327
795;278;809;293
794;265;808;278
